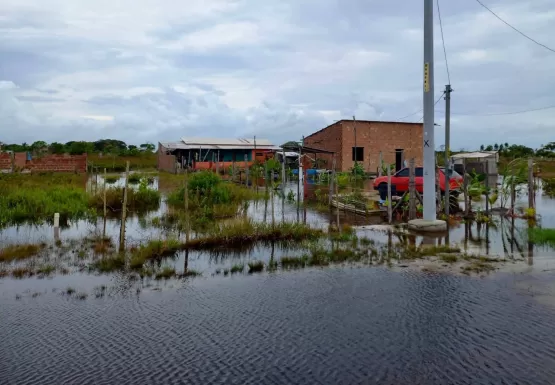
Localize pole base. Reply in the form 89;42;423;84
408;219;447;233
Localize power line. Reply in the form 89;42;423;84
396;92;446;122
437;103;555;117
436;0;451;84
474;0;555;54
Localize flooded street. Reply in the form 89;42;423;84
3;268;555;384
2;175;555;384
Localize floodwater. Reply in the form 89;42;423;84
2;175;555;384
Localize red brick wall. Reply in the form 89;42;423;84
14;152;26;169
25;154;88;173
0;153;12;172
304;121;423;172
302;123;342;170
157;146;176;173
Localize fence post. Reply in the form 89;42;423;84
119;161;130;252
485;162;489;214
184;168;190;242
387;165;392;224
103;168;107;238
409;158;416;220
528;158;535;213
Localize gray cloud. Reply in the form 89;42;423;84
0;0;553;150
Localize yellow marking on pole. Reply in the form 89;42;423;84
424;63;430;92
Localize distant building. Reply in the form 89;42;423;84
157;137;280;173
302;120;423;173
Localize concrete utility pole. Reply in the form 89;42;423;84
444;84;452;216
408;0;446;232
422;0;436;221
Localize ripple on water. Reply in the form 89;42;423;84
2;268;555;385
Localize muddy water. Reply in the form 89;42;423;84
3;175;555;384
2;269;555;384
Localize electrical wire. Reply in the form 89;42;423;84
436;103;555;116
420;92;446;121
474;0;555;54
436;0;451;84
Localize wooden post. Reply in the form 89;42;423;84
463;158;469;216
387;165;392;224
271;182;275;228
485;161;490;214
510;163;516;215
103;168;107;238
184;168;190;242
329;156;336;207
409;158;416;220
281;148;286;188
335;170;340;229
528;158;535;212
244;154;249;188
119;161;130;252
232;161;235;181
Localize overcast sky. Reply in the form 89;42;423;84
1;0;554;149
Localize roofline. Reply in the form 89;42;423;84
304;119;423;140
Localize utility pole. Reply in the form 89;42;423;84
444;84;452;216
422;0;436;222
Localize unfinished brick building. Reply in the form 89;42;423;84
303;120;423;173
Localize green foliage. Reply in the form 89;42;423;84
350;162;365;178
528;228;555;247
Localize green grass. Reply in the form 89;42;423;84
37;264;56;275
88;153;157;172
528;228;555;247
183;220;324;250
91;254;126;273
247;261;264;273
439;254;459;263
0;187;92;228
129;238;181;269
230;264;244;274
0;244;44;262
280;256;307;269
180;269;201;278
104;176;119;184
89;187;161;213
155;266;176;280
128;174;142;184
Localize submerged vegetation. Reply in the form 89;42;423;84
0;244;45;262
528;227;555;248
183;220;324;250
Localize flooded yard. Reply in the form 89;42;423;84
2;173;555;384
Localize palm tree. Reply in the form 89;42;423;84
480;145;485;151
494;143;499;151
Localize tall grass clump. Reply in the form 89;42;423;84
129;238;181;269
0;187;92;228
91;254;126;273
167;171;262;219
183;219;324;250
0;244;45;262
528;228;555;248
90;183;161;213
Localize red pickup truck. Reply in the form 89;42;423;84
373;167;463;200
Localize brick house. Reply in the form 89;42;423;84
302;120;423;173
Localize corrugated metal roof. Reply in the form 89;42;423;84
181;137;275;147
451;151;497;159
160;142;190;150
